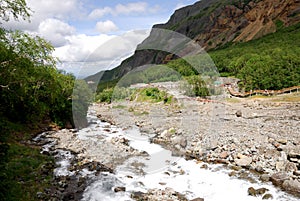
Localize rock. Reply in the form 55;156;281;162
131;191;146;200
260;174;270;182
248;187;269;197
114;186;126;192
285;162;298;173
200;164;208;169
270;172;289;186
180;138;187;148
289;150;300;159
277;138;288;145
220;151;229;159
36;192;44;199
276;161;285;171
172;136;187;148
161;129;172;138
190;198;204;201
248;187;257;196
256;187;269;195
262;194;274;200
235;156;252;167
282;180;300;194
255;165;265;173
294;171;300;176
235;110;242;117
228;171;236;177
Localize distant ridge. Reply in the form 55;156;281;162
85;0;300;83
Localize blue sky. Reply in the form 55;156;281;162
3;0;199;77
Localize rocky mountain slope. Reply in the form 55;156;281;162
86;0;300;83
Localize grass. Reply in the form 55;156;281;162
225;97;242;103
0;122;54;201
271;93;300;102
112;104;127;109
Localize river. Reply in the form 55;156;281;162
38;108;298;201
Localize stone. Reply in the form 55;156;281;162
260;174;270;182
294;171;300;176
235;156;252;167
282;180;300;194
275;161;285;171
220;151;229;159
256;187;269;195
190;198;204;201
288;150;300;159
131;191;146;200
285;162;298;173
248;187;257;196
235;110;242;117
262;194;274;200
248;187;269;197
277;138;288;145
255;165;265;173
180;138;188;148
114;186;126;192
201;164;208;169
270;172;289;186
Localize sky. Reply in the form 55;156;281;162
2;0;199;78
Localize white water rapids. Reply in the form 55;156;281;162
42;109;298;201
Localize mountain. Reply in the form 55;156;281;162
86;0;300;83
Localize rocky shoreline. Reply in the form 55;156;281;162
32;90;299;200
93;91;300;198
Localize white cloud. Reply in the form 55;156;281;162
53;30;150;77
53;34;114;62
53;30;150;78
88;1;160;19
88;7;112;19
95;20;118;33
114;2;148;15
27;0;82;20
38;18;75;47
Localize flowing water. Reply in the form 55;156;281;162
38;109;299;201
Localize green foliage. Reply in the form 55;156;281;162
166;59;198;76
182;75;209;97
135;87;173;103
0;1;86;200
96;79;119;93
72;80;93;128
0;0;31;22
0;39;75;125
209;22;300;91
96;88;114;103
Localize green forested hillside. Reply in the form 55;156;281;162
210;22;300;91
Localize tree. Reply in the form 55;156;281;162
0;0;31;22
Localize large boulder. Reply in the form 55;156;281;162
282;180;300;194
270;172;289;186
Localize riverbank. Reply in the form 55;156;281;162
31;89;300;200
93;91;300;198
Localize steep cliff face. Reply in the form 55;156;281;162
156;0;300;49
86;0;300;82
